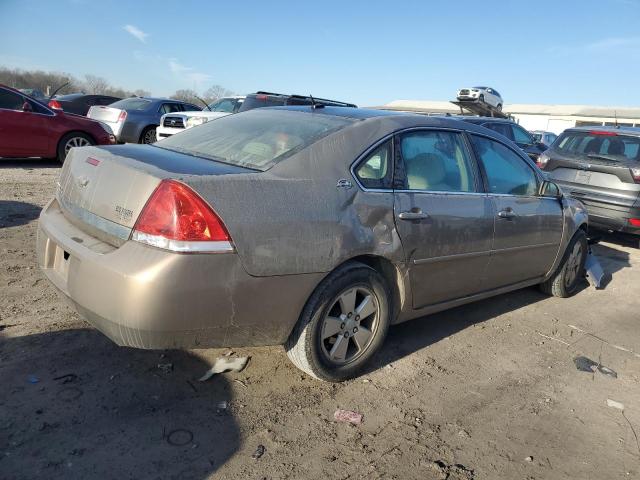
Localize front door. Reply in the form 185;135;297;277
393;129;495;309
0;88;50;156
469;134;563;288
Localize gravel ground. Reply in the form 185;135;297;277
1;159;640;480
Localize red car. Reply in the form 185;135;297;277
0;84;116;162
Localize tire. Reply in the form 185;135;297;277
496;104;503;112
479;94;485;104
57;132;94;163
540;230;588;298
139;126;157;144
285;262;392;382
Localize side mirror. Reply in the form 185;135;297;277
22;101;33;112
540;180;562;199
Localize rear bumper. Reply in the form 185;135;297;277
572;198;640;234
37;198;322;349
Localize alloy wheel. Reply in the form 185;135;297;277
564;241;583;287
320;286;379;365
143;129;156;144
64;136;90;155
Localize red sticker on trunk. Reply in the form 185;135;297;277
86;157;100;166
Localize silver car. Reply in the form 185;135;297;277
37;107;588;381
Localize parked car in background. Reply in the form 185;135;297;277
532;130;558;147
87;97;201;144
457;87;503;111
461;117;548;161
37;107;588;382
0;84;115;162
538;127;640;236
156;96;245;140
237;91;357;112
48;93;122;116
19;88;47;101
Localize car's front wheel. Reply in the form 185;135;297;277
540;230;588;297
496;103;503;112
57;132;94;163
285;262;391;382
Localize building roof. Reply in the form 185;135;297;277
378;100;640;120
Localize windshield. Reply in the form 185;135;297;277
109;98;152;111
556;131;640;162
155;109;355;171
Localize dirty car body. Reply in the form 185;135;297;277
37;107;588;379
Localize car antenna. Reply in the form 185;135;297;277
309;94;324;109
195;95;212;111
615;110;619;128
48;81;70;101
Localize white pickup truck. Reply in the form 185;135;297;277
156;96;245;141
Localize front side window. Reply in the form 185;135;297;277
471;135;538;196
512;125;533;144
161;103;183;114
355;140;392;189
399;131;476;192
0;88;25;110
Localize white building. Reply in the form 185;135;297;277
379;100;640;135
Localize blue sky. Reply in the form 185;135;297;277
1;0;639;106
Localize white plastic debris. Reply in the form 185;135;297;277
585;253;605;288
607;399;625;410
198;356;249;382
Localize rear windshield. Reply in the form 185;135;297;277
109;98;152;111
556;131;640;162
237;95;286;112
155;109;355;170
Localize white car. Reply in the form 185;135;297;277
456;86;503;111
156;96;245;141
532;130;558;147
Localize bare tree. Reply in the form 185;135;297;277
83;74;111;94
170;89;201;105
203;84;235;102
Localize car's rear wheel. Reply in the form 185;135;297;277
57;132;94;163
140;126;157;144
479;94;485;103
496;104;503;112
285;262;391;382
540;230;588;297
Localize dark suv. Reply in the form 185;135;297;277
461;117;548;161
539;127;640;236
238;91;357;112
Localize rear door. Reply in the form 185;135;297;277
392;129;495;308
469;134;563;288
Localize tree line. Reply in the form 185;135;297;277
0;66;235;104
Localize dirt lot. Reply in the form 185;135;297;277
1;159;640;480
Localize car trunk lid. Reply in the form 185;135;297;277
56;144;253;246
87;105;123;123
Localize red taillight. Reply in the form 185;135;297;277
48;99;62;110
117;110;127;122
132;180;232;253
629;218;640;227
631;167;640;184
589;130;617;136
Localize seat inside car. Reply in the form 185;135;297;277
607;138;626;156
405;153;450;191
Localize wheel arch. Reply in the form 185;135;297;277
57;129;96;150
331;255;405;323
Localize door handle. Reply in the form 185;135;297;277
398;210;430;221
497;209;517;219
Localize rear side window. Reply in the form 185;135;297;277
155;109;354;171
556;131;640;162
238;95;286;112
355;141;392;189
110;98;152;110
471;135;538;196
512;125;532;144
399;131;476;192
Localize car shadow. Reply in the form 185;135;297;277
0;328;240;479
0;200;42;228
365;286;550;375
590;242;632;288
0;158;60;169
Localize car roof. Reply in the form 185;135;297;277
566;125;640;136
459;116;514;125
270;105;406;119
